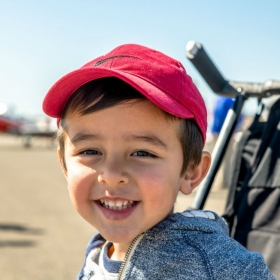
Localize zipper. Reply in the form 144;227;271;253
117;233;144;280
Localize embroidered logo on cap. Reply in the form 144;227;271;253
94;55;139;67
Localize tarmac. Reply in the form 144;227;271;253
0;134;227;280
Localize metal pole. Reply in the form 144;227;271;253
191;95;246;209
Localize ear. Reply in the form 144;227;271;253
180;151;211;195
57;147;68;178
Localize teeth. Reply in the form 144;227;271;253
116;201;122;207
108;201;115;207
99;199;135;210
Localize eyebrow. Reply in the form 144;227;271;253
70;133;104;145
124;134;168;150
70;132;168;150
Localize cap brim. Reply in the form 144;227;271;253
43;67;195;119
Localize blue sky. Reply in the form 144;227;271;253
0;0;279;118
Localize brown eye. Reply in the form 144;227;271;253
80;149;101;155
132;151;157;158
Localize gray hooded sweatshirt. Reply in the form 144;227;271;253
78;210;275;280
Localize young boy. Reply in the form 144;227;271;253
42;44;275;279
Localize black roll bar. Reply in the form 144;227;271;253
186;41;280;210
186;41;280;98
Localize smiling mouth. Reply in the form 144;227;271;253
99;199;137;210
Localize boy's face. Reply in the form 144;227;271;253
60;100;187;245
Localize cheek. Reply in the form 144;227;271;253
66;163;96;208
141;161;181;183
135;166;181;200
134;165;163;184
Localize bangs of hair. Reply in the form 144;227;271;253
61;77;146;120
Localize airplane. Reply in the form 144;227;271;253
0;103;21;134
0;103;57;147
0;115;22;134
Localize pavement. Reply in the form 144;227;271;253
0;134;227;280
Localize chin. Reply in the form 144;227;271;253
101;229;138;244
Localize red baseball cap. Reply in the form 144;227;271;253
43;43;207;143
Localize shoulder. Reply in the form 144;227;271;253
177;211;274;279
209;241;275;279
136;211;275;279
151;210;229;237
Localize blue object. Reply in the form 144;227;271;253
211;97;242;134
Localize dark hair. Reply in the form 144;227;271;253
57;77;203;175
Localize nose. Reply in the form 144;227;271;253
97;159;129;187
